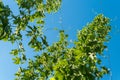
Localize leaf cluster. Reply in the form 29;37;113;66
14;15;111;80
0;1;111;80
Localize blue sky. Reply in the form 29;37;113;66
0;0;120;80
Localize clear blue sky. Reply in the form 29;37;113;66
0;0;120;80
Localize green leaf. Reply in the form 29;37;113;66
10;49;19;56
12;57;21;64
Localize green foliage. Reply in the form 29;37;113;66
0;0;111;80
0;2;11;40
